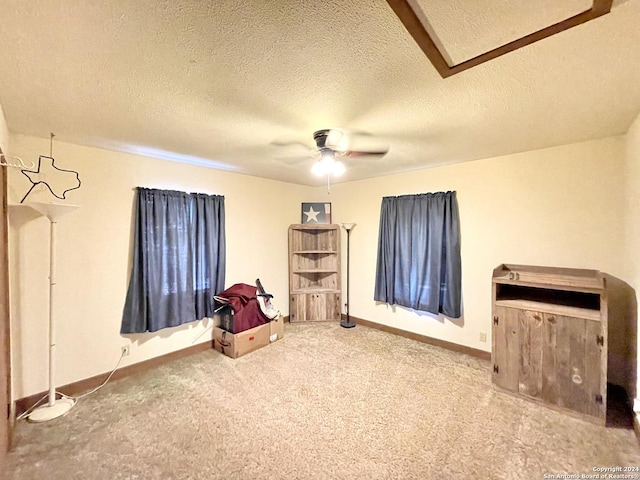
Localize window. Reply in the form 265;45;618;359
374;191;461;318
121;188;225;333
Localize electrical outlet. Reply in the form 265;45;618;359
479;332;487;343
121;345;130;357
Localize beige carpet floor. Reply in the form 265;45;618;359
5;322;640;479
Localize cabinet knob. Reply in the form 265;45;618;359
571;368;583;385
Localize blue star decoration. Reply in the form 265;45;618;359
20;155;81;204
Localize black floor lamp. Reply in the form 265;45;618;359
340;223;356;328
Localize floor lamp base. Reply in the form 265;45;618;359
340;318;356;329
27;397;75;423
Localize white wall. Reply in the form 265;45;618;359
0;103;9;152
323;137;627;357
625;111;640;411
7;133;307;399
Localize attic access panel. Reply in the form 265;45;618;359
386;0;613;78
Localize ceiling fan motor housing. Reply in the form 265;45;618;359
313;129;331;149
310;128;388;158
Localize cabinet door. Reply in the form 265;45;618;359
554;315;605;418
492;305;520;392
521;312;604;418
322;293;341;321
290;293;341;322
493;307;605;420
290;294;303;323
493;307;552;399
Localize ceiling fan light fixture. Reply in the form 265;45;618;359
311;160;325;177
333;161;345;176
320;149;335;168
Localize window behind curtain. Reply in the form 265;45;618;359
374;191;461;318
121;188;226;333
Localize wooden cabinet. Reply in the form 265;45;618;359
491;264;607;424
289;224;341;322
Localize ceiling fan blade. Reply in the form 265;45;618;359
270;137;315;161
344;148;389;158
270;139;313;149
275;158;311;166
274;153;317;165
270;131;316;150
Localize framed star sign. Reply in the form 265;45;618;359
301;202;332;224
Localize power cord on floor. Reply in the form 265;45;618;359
16;393;53;421
61;350;125;401
16;349;127;421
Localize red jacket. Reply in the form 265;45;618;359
215;283;270;333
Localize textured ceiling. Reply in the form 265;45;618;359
0;0;639;186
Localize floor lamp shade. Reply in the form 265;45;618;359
26;202;79;422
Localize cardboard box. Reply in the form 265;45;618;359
213;323;270;359
269;315;284;342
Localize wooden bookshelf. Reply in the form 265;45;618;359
288;224;341;322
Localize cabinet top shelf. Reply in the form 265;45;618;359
492;264;604;293
495;299;601;321
292;288;340;294
293;250;338;254
293;269;337;273
289;224;339;230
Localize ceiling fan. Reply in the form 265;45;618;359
272;128;389;165
311;128;389;157
272;128;389;193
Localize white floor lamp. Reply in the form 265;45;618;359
26;202;79;422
